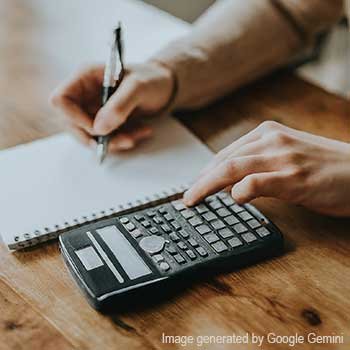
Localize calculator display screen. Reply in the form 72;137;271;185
96;225;152;280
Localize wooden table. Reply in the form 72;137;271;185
0;1;349;349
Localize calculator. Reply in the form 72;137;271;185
59;192;284;311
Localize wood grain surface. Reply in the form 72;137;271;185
0;1;349;350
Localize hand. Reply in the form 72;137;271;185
183;121;350;217
50;61;175;151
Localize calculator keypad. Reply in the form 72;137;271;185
117;192;273;274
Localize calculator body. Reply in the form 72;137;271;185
59;193;284;311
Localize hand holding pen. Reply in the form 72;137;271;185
50;24;175;159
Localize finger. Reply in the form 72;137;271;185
231;171;289;204
183;155;274;206
197;128;264;178
108;126;153;152
53;96;94;133
93;77;142;135
68;125;96;147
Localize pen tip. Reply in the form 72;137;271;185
97;144;106;164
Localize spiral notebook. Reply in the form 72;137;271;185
0;116;212;250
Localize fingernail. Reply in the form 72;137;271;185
89;139;97;148
183;190;193;206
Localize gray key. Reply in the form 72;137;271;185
141;220;151;228
228;237;243;248
209;200;223;210
222;197;235;206
159;262;170;271
205;195;217;202
172;200;187;211
179;230;189;239
153;254;164;263
211;241;228;253
174;254;186;264
195;204;209;214
203;211;217;222
224;215;239;226
241;232;257;243
177;241;187;250
203;233;219;244
185;250;196;260
196;224;211;235
169;232;180;242
164;213;174;221
171;221;181;231
217;192;229;199
256;227;271;237
131;229;142;239
230;204;244;213
216;208;231;217
247;219;261;229
181;209;195;219
161;224;171;233
233;223;248;233
188;238;198;247
189;216;203;227
120;217;129;224
149;227;159;234
196;246;208;257
238;211;253;221
139;235;165;254
125;222;136;231
211;220;225;230
218;228;234;239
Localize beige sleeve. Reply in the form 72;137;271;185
152;0;344;109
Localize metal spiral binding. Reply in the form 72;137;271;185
10;185;188;250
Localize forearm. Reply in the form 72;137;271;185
153;0;343;110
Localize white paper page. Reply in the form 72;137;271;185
0;117;212;247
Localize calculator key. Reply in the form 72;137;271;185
238;211;253;221
174;254;186;264
171;221;181;231
188;216;203;227
247;219;261;229
209;200;223;210
228;237;243;248
211;220;226;230
153;216;163;224
159;262;170;271
146;210;156;217
153;254;164;263
195;204;209;214
179;230;189;239
222;197;235;206
166;245;177;255
202;211;217;222
224;215;239;226
139;235;165;254
131;229;142;239
256;227;271;237
233;223;248;234
181;209;195;219
120;217;129;224
159;207;167;214
188;238;198;247
150;227;159;234
205;195;217;202
172;200;187;211
203;233;220;244
164;213;174;221
218;228;234;239
125;222;136;231
134;215;144;221
141;220;151;228
216;208;231;217
241;232;257;243
230;204;244;213
196;224;211;235
169;232;180;242
211;241;228;253
161;224;171;233
177;241;187;250
196;246;208;257
185;250;196;260
217;192;229;199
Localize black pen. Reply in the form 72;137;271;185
97;23;124;164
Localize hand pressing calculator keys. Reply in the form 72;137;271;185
59;192;284;311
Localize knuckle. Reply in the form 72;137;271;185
49;91;63;107
259;120;282;132
244;175;260;194
269;130;293;146
224;158;236;176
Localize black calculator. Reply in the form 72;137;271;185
59;192;283;311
